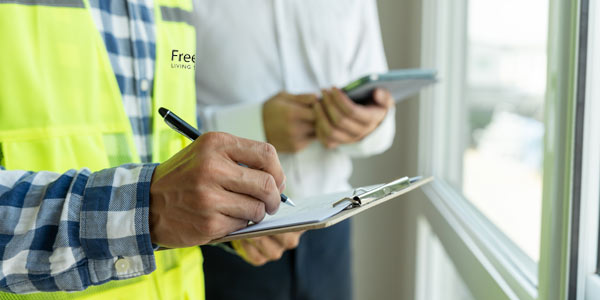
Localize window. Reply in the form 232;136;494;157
418;0;583;299
461;0;548;261
420;0;549;266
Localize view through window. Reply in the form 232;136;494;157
461;0;548;261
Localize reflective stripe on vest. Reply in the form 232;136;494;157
0;0;203;298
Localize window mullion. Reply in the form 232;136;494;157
537;0;582;299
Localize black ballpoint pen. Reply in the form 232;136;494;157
158;107;296;207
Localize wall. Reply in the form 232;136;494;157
349;0;424;299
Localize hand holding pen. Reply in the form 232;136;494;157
149;108;292;247
158;107;296;207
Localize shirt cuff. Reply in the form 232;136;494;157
199;102;267;142
80;163;157;285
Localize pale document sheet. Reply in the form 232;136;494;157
230;190;356;235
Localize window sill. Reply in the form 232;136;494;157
585;275;600;298
421;179;538;300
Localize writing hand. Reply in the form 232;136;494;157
149;132;286;248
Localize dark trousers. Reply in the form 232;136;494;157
201;220;352;300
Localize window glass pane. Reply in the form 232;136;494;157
462;0;548;261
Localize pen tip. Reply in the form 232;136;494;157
286;198;296;207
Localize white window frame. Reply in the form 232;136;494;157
574;0;600;299
417;0;584;299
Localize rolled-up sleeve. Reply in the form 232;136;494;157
0;164;157;294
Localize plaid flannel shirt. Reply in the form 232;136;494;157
0;0;160;293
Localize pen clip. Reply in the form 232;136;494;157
164;121;191;141
162;111;187;138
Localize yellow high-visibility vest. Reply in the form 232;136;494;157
0;0;204;299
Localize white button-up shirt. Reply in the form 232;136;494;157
193;0;395;199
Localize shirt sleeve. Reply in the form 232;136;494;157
0;164;157;294
337;0;396;158
197;102;267;142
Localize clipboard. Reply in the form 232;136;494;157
211;176;433;243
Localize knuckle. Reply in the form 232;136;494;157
270;250;284;260
290;240;300;248
261;175;277;197
190;178;215;198
251;258;267;267
201;132;229;147
252;201;266;222
198;157;220;175
285;237;299;248
262;142;277;158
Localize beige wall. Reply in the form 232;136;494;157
350;0;424;299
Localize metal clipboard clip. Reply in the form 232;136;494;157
332;176;422;210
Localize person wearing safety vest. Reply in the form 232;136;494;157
0;0;293;299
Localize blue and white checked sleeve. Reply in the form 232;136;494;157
0;164;157;293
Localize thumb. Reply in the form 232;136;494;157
373;88;393;107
